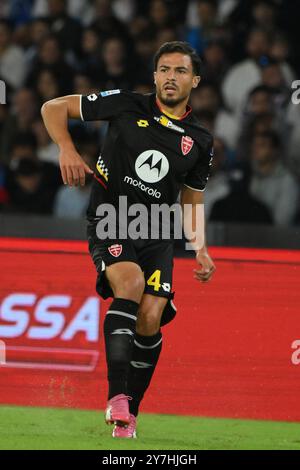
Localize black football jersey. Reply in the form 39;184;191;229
80;90;213;220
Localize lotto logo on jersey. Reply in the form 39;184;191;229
137;119;149;127
181;136;194;156
87;93;98;101
108;244;123;257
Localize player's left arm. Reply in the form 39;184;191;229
180;186;216;283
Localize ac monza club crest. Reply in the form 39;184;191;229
108;244;123;257
181;136;194;156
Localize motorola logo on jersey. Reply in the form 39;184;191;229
135;150;169;183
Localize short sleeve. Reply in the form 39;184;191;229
184;139;213;192
80;89;134;121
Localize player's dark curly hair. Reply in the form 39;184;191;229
154;41;202;76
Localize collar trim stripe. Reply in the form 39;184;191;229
156;98;192;121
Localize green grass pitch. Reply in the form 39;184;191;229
0;406;300;450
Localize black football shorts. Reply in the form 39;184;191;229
87;224;176;326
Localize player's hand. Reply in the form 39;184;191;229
194;248;216;283
59;144;94;186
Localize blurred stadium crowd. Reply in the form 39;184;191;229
0;0;300;225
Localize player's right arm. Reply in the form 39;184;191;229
41;95;93;186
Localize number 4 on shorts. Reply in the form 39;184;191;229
147;269;161;291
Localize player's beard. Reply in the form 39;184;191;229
157;89;189;108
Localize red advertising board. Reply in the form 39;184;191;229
0;238;300;421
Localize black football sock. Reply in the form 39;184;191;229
104;298;138;400
128;330;163;417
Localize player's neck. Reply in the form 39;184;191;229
156;96;189;120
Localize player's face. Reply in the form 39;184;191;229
154;52;200;107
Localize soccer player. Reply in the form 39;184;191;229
41;41;216;438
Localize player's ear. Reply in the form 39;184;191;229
192;75;201;88
153;71;156;85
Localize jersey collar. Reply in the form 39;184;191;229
155;97;192;121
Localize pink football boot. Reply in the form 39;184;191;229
105;394;131;425
112;414;137;438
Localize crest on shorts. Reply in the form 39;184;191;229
181;136;194;156
108;244;123;257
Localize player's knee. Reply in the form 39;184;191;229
113;273;145;302
122;275;145;299
136;308;162;335
106;263;145;302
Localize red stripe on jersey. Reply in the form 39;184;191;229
155;98;192;120
93;173;107;189
179;105;193;120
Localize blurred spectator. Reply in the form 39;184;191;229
227;0;277;60
191;82;238;151
188;0;239;27
26;34;74;95
0;19;27;89
113;0;136;24
98;36;136;90
134;32;157;85
129;16;152;39
78;27;101;79
137;0;189;23
6;0;33;26
32;0;94;25
222;28;270;114
201;40;229;87
9;132;60;183
249;131;299;225
245;85;274;115
4;132;61;214
204;137;230;219
148;0;173;33
73;73;95;95
31;119;59;165
270;33;291;64
8;132;39;161
185;0;218;55
156;27;177;50
216;0;238;23
210;164;273;224
251;0;279;34
5;157;55;214
42;0;83;56
222;28;294;115
194;109;215;134
53;132;99;219
89;0;129;41
0;1;10;19
237;85;288;161
0;88;39;164
260;59;292;110
53;141;97;218
35;68;62;104
25;17;51;64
